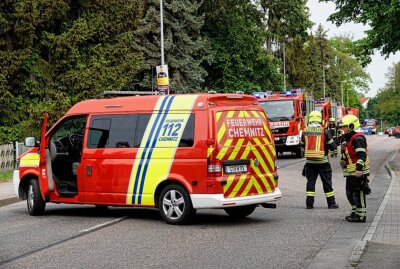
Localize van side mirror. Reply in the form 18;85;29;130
25;137;36;147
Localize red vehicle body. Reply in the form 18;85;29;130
13;94;281;224
257;90;314;158
392;126;400;138
314;100;338;127
346;107;359;117
363;119;377;134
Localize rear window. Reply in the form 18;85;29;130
215;110;272;145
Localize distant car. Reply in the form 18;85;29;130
393;126;400;138
361;127;372;135
388;127;395;137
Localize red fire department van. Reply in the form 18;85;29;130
256;89;314;158
13;94;281;224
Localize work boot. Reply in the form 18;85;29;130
345;214;366;223
328;203;339;209
306;204;313;209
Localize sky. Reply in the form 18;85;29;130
307;0;400;98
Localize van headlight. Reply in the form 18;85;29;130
286;135;300;146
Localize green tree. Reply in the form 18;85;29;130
374;62;400;126
133;0;211;93
0;0;144;143
201;0;281;92
321;0;400;65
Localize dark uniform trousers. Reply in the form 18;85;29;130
305;162;336;206
345;176;367;219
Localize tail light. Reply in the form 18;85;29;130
208;159;222;177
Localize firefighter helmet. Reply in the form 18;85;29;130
309;110;322;123
340;115;360;131
329;117;335;122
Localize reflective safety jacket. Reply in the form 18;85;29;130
341;132;370;176
304;126;325;160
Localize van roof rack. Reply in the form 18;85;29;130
103;90;163;98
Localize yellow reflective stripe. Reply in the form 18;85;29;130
217;121;227;142
227;138;244;160
253;166;273;194
239;141;252;159
242;177;263;196
355;148;366;152
20;153;40;167
325;191;335;197
216;111;222;122
228;174;247;198
126;95;198;205
223;175;236;192
207;147;214;158
327;139;334;144
216;139;233;160
306;191;315;196
357;159;365;165
253;137;275;173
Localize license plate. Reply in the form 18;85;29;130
225;164;247;174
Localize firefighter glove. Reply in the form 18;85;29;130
362;178;371;195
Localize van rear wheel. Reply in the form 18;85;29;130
27;179;46;216
158;184;195;225
224;205;256;218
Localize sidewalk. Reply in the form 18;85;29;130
354;150;400;268
0;180;19;207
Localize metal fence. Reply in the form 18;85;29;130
0;142;29;173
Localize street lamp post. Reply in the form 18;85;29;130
340;81;345;105
283;42;286;92
160;0;165;66
322;64;330;99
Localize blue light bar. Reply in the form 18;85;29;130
285;91;292;96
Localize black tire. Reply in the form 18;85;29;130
95;204;109;210
27;179;46;216
158;184;195;225
295;147;304;158
224;205;256;218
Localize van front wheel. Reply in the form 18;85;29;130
159;184;195;225
27;179;46;216
224;205;256;218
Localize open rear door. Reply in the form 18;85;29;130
38;113;51;200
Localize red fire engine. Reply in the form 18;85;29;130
256;89;314;158
314;99;339;127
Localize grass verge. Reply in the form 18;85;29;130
0;171;12;182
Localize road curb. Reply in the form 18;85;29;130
0;196;21;207
348;149;398;265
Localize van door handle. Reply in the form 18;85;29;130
86;165;92;176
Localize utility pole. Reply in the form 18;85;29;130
283;42;286;92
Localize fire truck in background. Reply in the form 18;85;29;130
255;89;314;158
346;107;359;117
314;99;339;127
363;118;377;134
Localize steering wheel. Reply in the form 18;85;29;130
69;134;83;151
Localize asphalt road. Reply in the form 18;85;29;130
0;135;398;269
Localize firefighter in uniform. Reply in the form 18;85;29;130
302;110;339;209
328;117;338;157
339;115;371;222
